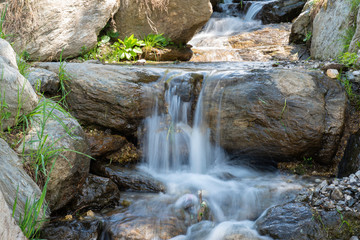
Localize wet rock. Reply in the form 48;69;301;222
40;219;101;240
3;0;120;61
91;161;165;193
105;216;186;240
256;203;325;240
27;67;60;95
203;68;346;164
142;45;193;61
86;129;139;165
0;186;26;240
338;129;360;177
257;0;306;24
0;39;38;130
0;138;46;223
331;188;344;200
114;0;212;44
20;98;90;211
35;62;164;138
69;174;120;212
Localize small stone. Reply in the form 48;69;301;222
349;236;359;240
323;200;335;210
353;70;360;76
331;187;343;200
86;210;95;217
315;179;322;183
333;179;339;185
355;170;360;179
347;198;357;207
64;215;73;221
313;199;324;206
326;69;339;79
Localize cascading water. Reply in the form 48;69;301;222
139;70;306;239
189;0;276;61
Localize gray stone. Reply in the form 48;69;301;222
311;0;353;60
0;38;18;69
20;99;90;211
4;0;120;61
0;40;39;130
0;138;46;223
0;189;26;240
289;0;312;44
331;188;344;201
27;67;60;94
203;68;346;164
114;0;212;44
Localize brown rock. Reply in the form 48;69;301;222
114;0;212;44
142;45;193;61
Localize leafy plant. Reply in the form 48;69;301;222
338;52;358;68
342;26;356;52
111;34;144;61
143;33;172;49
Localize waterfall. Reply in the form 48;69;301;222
143;74;223;174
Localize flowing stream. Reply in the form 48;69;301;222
189;0;275;61
131;1;307;239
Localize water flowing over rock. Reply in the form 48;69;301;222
0;39;38;130
0;189;26;240
0;138;45;223
114;0;213;44
35;62;164;138
202;68;346;164
20;99;90;211
310;0;353;60
3;0;120;60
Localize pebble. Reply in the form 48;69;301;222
326;69;339;79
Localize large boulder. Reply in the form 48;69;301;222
257;0;306;24
289;0;313;44
3;0;120;61
310;0;353;60
35;62;165;138
20;99;90;211
114;0;213;44
0;189;26;240
202;68;346;164
0;138;45;223
0;39;38;130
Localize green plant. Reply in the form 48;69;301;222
303;31;312;42
342;26;356;52
13;176;50;239
0;69;11;133
17;51;31;78
336;208;353;233
338;52;358;68
111;34;144;61
58;49;71;106
303;156;313;166
0;4;8;39
143;33;171;49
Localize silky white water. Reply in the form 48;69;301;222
140;71;306;239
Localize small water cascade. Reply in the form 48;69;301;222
189;0;276;61
139;71;306;239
